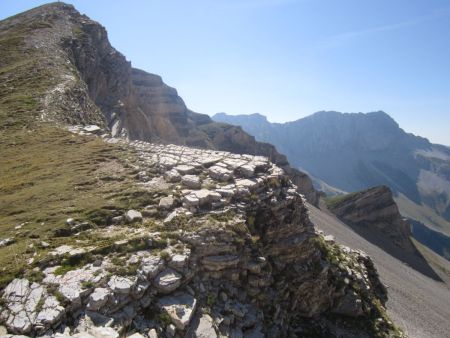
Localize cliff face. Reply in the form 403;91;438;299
212;112;450;224
327;186;413;251
326;186;442;280
22;2;319;205
0;129;399;337
0;3;401;337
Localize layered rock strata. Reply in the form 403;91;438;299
0;129;401;337
326;186;442;280
327;186;414;252
0;2;319;205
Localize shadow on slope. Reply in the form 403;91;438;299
308;203;450;338
323;187;442;282
410;220;450;260
334;215;442;282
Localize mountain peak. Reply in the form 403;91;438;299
9;1;76;19
213;112;269;123
310;110;395;121
0;4;400;336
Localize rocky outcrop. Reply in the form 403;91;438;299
326;186;442;280
0;129;402;337
0;3;403;337
326;186;413;252
213;112;450;224
0;2;319;205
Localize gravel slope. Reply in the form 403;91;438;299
308;203;450;338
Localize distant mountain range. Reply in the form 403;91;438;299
213;111;450;252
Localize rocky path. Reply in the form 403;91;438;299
308;203;450;338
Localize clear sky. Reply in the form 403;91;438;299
2;1;450;145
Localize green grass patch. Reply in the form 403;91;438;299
54;253;93;276
324;191;359;209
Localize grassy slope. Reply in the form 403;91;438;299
395;193;450;237
0;18;152;287
323;191;359;209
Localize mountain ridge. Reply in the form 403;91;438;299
15;2;320;206
0;3;405;337
212;111;450;238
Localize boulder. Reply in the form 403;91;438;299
332;290;364;317
83;125;102;134
181;175;201;189
165;169;181;183
235;179;258;191
125;210;143;223
187;190;221;206
208;166;232;181
188;313;218;338
174;165;195;175
0;326;6;336
43;266;104;307
87;288;111;311
35;296;65;327
127;333;146;338
215;188;235;198
131;278;150;298
183;194;200;207
108;276;135;295
88;326;120;338
169;253;189;270
2;279;64;335
148;329;158;338
154;268;182;293
0;238;16;247
159;196;175;209
139;256;165;279
166;324;176;337
238;164;255;178
158;292;197;330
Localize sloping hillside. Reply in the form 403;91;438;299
308;203;450;338
325;186;441;280
0;3;403;337
213;112;450;259
0;2;319;206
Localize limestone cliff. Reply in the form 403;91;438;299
213;112;450;227
4;2;318;205
0;130;401;337
0;3;401;337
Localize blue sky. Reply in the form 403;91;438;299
2;0;450;145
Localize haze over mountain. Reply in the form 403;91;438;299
213;112;450;249
2;2;450;337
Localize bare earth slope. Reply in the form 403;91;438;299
325;186;441;280
308;203;450;338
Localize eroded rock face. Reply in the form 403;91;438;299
0;134;401;337
327;186;413;250
6;2;318;205
0;279;64;335
326;186;444;281
0;4;399;335
154;269;183;294
158;293;197;330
